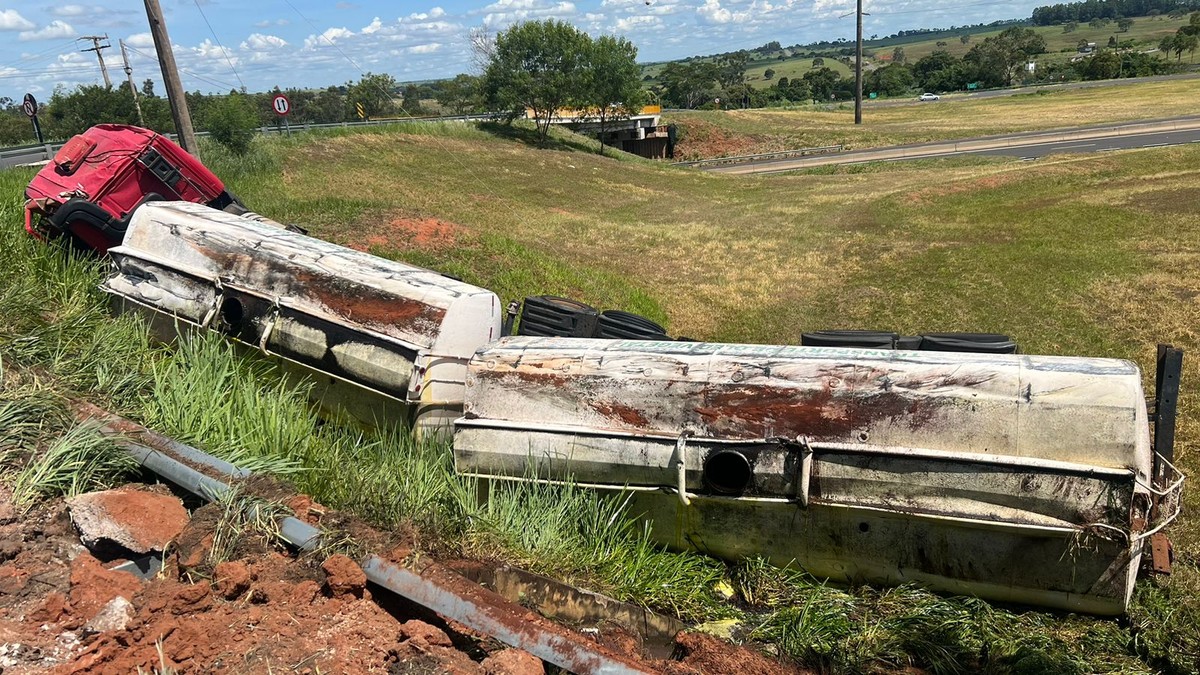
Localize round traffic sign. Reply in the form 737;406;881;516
271;94;290;116
22;93;37;118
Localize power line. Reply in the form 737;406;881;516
191;0;246;91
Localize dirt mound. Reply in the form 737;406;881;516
352;216;466;252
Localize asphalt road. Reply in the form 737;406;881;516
866;72;1200;108
954;126;1200;160
709;116;1200;174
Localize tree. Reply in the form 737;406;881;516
936;40;948;47
657;60;719;108
582;34;644;154
764;68;776;80
483;19;590;142
204;94;258;155
141;79;156;97
1084;51;1121;80
960;34;971;45
803;67;840;100
963;27;1047;87
401;84;426;116
1063;21;1077;33
716;50;750;89
892;46;906;64
866;64;915;96
812;56;824;67
1117;18;1133;32
435;74;481;115
1107;36;1118;48
346;72;397;120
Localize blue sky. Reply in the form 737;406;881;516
0;0;1046;101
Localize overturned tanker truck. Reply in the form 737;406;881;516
23;125;1186;615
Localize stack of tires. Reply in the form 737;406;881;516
516;296;669;341
801;330;1018;354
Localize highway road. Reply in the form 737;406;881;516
865;71;1200;108
951;126;1200;160
708;115;1200;174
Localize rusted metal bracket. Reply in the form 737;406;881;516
1152;344;1183;488
1149;533;1174;575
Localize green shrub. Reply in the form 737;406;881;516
204;94;258;155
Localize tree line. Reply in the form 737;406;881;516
1032;0;1200;24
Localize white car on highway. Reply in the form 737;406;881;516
918;93;940;101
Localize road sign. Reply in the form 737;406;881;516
967;82;979;90
355;102;365;119
21;93;37;118
869;92;878;99
272;94;290;116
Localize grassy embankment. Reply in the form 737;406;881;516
1;120;1198;673
667;75;1200;159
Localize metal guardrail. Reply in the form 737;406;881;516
672;144;845;168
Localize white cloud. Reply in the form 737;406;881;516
20;21;76;41
407;8;447;20
407;43;441;54
52;5;89;17
126;32;156;49
303;26;355;49
0;10;35;31
697;0;750;23
241;33;288;50
615;14;662;31
254;18;290;28
482;0;577;26
361;17;384;34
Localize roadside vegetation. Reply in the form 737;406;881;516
1;117;1199;672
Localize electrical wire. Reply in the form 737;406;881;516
192;0;247;91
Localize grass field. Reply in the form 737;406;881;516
644;13;1193;95
2;121;1199;673
879;15;1190;64
666;75;1200;158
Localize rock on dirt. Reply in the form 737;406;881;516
67;485;189;555
214;561;252;600
83;596;134;633
482;648;544;675
322;554;367;599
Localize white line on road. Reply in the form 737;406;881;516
1142;143;1171;148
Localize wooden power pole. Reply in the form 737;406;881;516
854;0;864;125
79;35;113;88
143;0;200;158
119;40;146;127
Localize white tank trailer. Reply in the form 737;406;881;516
101;202;503;432
96;201;1184;615
454;338;1185;615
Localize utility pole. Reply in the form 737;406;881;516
854;0;864;125
142;0;200;158
119;40;146;127
78;35;113;89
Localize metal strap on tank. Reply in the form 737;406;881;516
673;431;692;506
796;436;813;507
199;277;225;329
258;299;281;355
